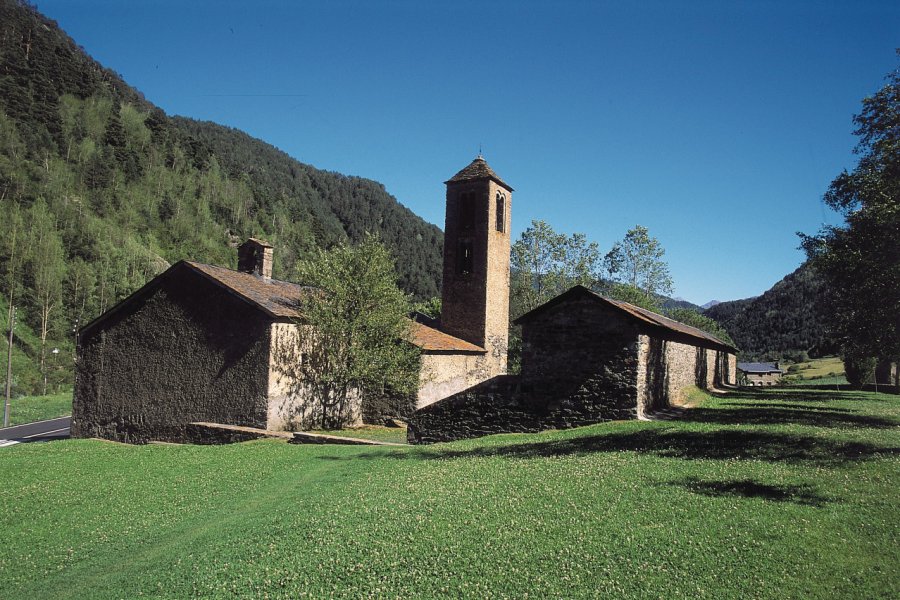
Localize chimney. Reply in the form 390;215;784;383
237;238;274;279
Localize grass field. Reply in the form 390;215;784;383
783;356;847;385
1;387;897;599
315;425;409;444
2;390;72;426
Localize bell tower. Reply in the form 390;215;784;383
440;155;512;375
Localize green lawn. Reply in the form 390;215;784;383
315;424;408;444
3;390;72;426
0;388;897;599
783;356;847;385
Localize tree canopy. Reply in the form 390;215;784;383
604;225;674;305
800;54;900;364
294;236;420;428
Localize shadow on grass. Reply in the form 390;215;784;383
725;388;875;403
681;406;897;429
322;428;900;467
726;402;856;413
669;477;831;507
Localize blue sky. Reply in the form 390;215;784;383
36;0;900;305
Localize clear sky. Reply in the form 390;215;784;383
34;0;900;305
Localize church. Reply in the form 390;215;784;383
72;155;735;445
71;156;512;443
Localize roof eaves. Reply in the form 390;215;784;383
514;284;737;353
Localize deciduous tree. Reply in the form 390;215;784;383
801;54;900;367
27;199;66;395
294;236;420;428
510;220;602;317
605;225;673;304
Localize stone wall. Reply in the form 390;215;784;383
744;372;782;386
409;297;643;444
73;272;271;443
408;369;648;445
417;351;491;409
440;178;510;378
520;294;641;421
636;335;736;414
723;353;737;386
267;322;363;430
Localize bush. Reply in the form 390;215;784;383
843;352;876;389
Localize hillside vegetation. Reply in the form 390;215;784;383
0;0;442;395
705;263;834;360
1;388;897;598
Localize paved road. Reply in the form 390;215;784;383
0;416;71;447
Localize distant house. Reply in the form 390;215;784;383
737;362;783;386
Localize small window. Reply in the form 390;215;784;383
495;192;505;232
457;238;473;275
459;192;475;230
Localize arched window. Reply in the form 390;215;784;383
495;192;505;232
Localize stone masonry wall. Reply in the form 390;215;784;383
73;272;271;443
520;295;641;421
409;297;642;444
440;179;510;378
268;321;364;429
636;333;736;414
417;352;491;409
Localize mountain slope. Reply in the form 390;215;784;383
705;262;836;359
0;0;442;395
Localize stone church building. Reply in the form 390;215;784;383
72;157;512;443
73;155;736;445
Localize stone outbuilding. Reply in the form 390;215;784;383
408;285;738;444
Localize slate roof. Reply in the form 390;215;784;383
191;262;484;352
81;259;483;354
737;362;783;374
445;156;514;191
514;285;738;353
186;261;311;319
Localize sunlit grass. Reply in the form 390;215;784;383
3;390;71;426
315;424;408;444
0;388;897;599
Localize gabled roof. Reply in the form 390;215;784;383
444;156;514;191
409;321;485;353
80;259;484;354
737;362;783;374
78;260;313;339
185;261;309;319
514;285;738;353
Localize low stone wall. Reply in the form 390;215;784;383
407;372;639;445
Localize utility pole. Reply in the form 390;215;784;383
4;306;15;428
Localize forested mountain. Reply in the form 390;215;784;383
704;262;836;360
0;0;442;395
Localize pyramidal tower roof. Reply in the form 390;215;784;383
444;155;514;191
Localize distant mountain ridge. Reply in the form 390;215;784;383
0;0;443;298
701;300;720;309
704;262;835;360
